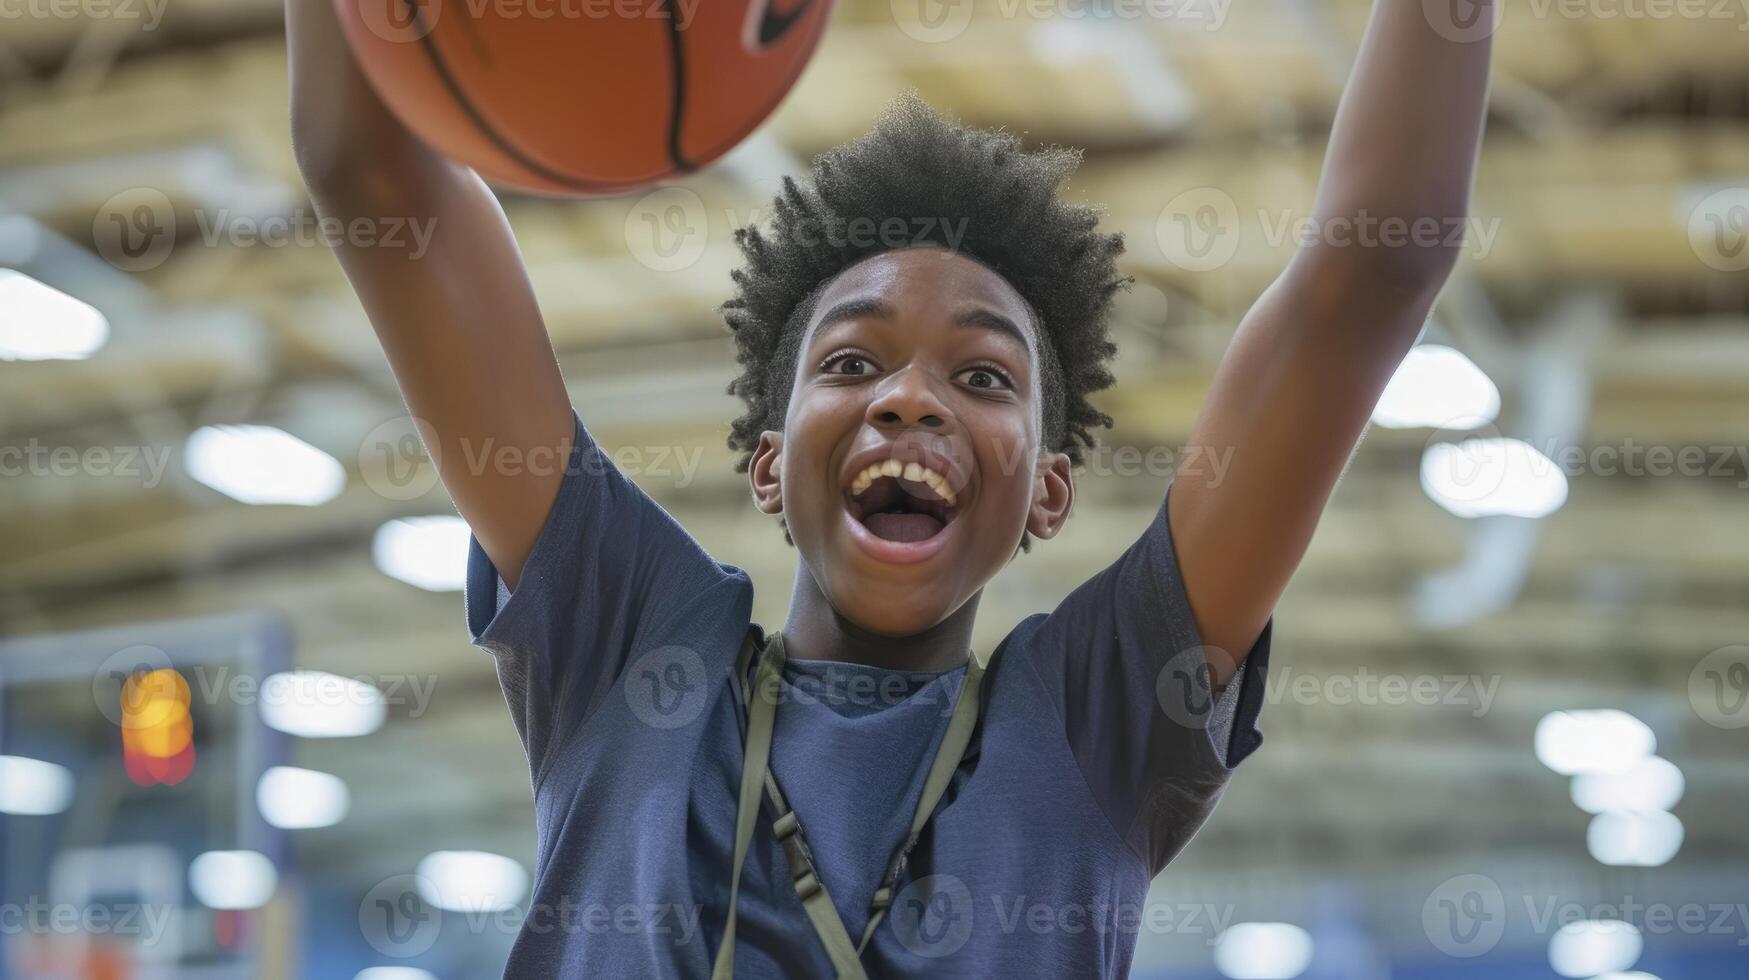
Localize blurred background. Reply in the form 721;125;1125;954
2;0;1748;978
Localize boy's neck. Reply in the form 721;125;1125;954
780;569;979;673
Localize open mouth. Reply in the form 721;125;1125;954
845;460;959;544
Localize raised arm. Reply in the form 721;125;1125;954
1169;0;1495;679
286;0;571;588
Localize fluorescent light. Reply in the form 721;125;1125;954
416;851;529;913
0;755;75;815
355;970;437;980
189;850;277;909
185;424;346;506
1571;756;1684;814
1588;810;1684;867
257;766;350;829
1421;437;1568;518
1535;710;1655;776
1548;919;1643;977
373;516;470;591
1373;345;1500;429
259;670;385;738
0;269;109;360
1536;710;1655;776
1213;922;1314;980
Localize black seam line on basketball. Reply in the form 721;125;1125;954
449;0;493;67
757;0;815;47
661;0;696;173
404;0;621;192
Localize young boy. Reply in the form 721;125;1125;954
287;1;1492;975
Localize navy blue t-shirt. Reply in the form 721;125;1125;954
463;413;1270;978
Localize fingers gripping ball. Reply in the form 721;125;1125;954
334;0;832;195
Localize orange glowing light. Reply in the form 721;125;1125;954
119;667;197;787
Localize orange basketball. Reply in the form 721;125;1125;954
333;0;832;195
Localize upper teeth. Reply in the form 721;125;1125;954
849;459;957;506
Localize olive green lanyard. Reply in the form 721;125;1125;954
711;630;986;980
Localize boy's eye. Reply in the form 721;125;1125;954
958;367;1011;390
829;356;870;376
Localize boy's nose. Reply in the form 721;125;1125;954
866;367;951;432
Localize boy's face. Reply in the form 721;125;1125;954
749;247;1075;637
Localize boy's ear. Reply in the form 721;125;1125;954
749;431;784;515
1026;450;1074;541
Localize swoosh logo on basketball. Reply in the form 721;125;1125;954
756;0;814;47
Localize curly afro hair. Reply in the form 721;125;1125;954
722;94;1129;473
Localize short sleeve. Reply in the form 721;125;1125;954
462;411;751;783
1022;485;1271;873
